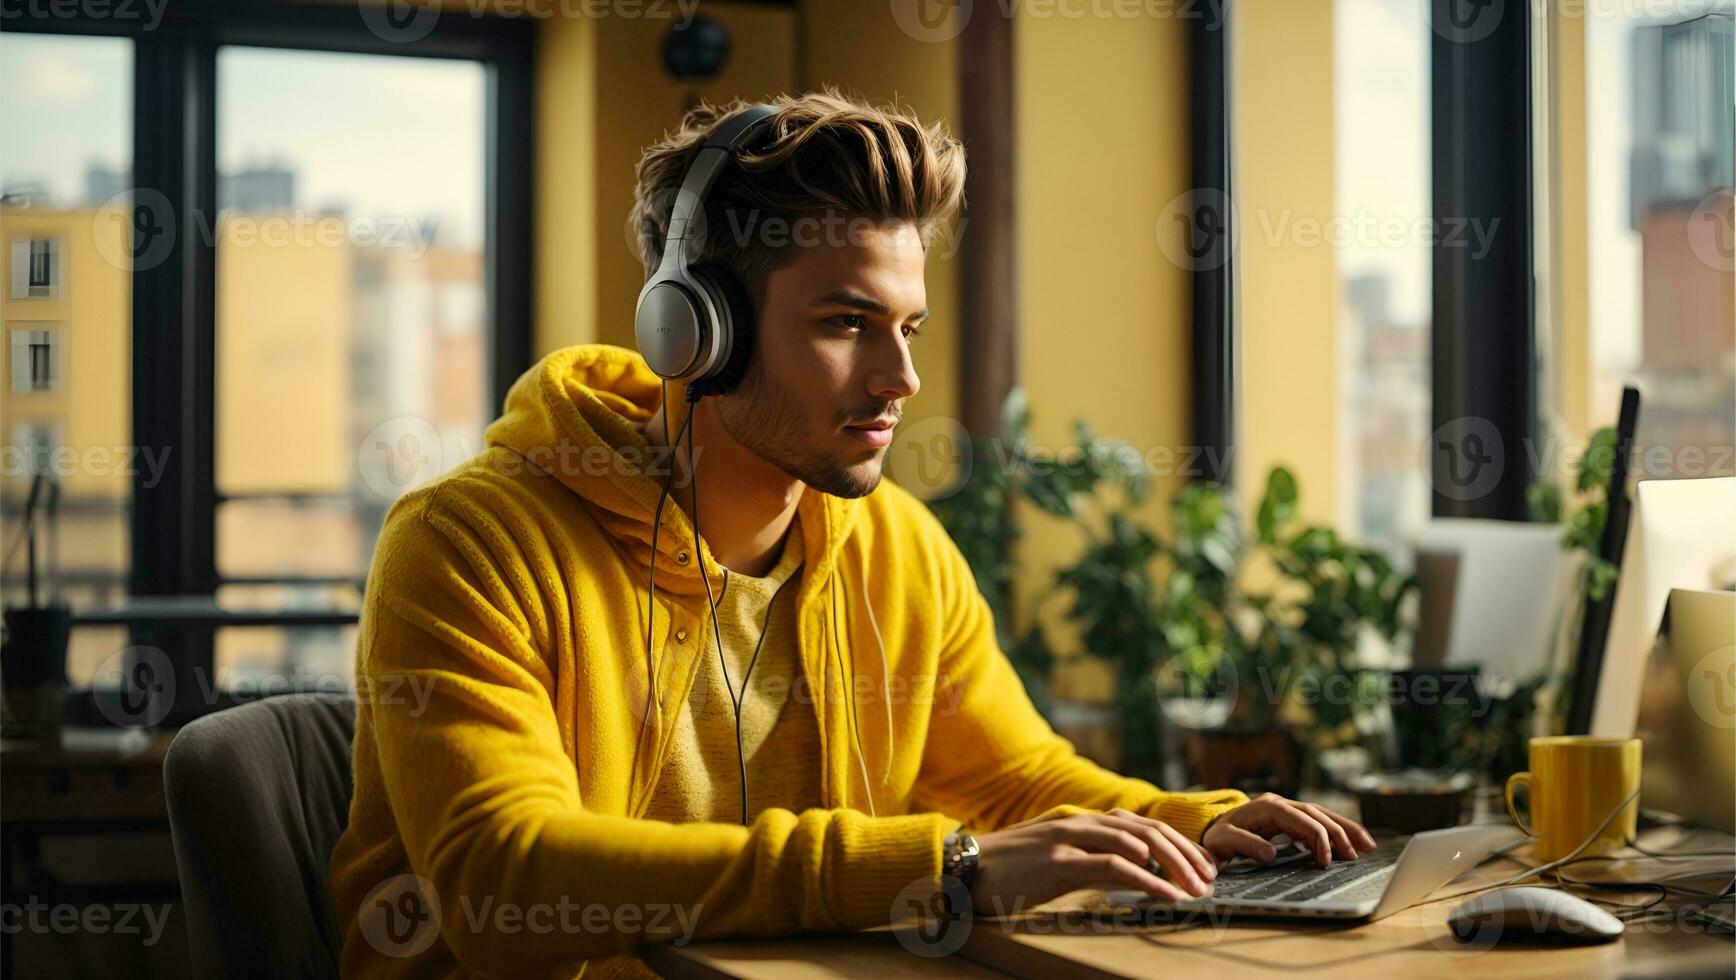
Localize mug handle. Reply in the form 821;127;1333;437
1505;771;1534;835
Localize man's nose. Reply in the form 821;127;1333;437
867;336;920;402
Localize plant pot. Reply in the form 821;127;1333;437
1184;726;1300;797
1349;769;1474;834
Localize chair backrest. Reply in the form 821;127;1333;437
164;692;358;979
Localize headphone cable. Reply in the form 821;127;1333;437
684;386;754;827
643;383;696;729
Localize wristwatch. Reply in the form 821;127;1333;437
940;825;979;915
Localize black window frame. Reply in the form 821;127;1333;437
1189;0;1538;517
2;1;534;725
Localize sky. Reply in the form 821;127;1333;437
0;32;131;202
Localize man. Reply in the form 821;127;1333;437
330;88;1374;978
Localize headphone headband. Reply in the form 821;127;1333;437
656;104;779;275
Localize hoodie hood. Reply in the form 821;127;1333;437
483;343;864;604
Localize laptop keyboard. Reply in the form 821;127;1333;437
1209;849;1400;903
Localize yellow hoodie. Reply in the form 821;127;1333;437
329;344;1248;978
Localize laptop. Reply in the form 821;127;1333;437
1103;823;1523;921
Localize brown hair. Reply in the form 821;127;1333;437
629;87;967;305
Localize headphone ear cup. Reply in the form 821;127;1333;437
687;262;757;397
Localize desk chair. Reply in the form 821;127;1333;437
163;693;357;979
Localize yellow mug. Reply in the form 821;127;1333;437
1505;736;1642;862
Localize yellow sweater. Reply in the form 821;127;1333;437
640;509;824;824
329;344;1249;978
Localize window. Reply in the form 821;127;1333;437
5;8;531;722
11;238;61;298
1585;7;1733;479
9;327;61;393
1217;0;1541;529
212;46;490;689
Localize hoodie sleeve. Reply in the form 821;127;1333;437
351;489;955;974
910;512;1248;840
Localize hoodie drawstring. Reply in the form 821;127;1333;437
856;548;896;787
827;545;896;818
829;568;875;817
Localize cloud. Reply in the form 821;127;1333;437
23;52;100;102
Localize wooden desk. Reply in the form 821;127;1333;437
0;727;182;976
0;727;174;825
646;827;1734;980
644;932;1009;979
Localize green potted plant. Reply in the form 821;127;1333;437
929;395;1417;791
1164;468;1415;794
929;392;1172;779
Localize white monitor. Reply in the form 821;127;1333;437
1592;477;1736;737
1414;519;1580;680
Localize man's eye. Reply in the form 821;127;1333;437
829;314;866;330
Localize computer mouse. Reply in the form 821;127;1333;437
1449;886;1625;944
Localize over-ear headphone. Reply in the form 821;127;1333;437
634;103;779;398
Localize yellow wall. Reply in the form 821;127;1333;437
1549;1;1591;445
534;9;599;357
1012;10;1195;700
1232;0;1339;526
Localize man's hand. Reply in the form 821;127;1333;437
968;807;1217;914
1201;792;1377;868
